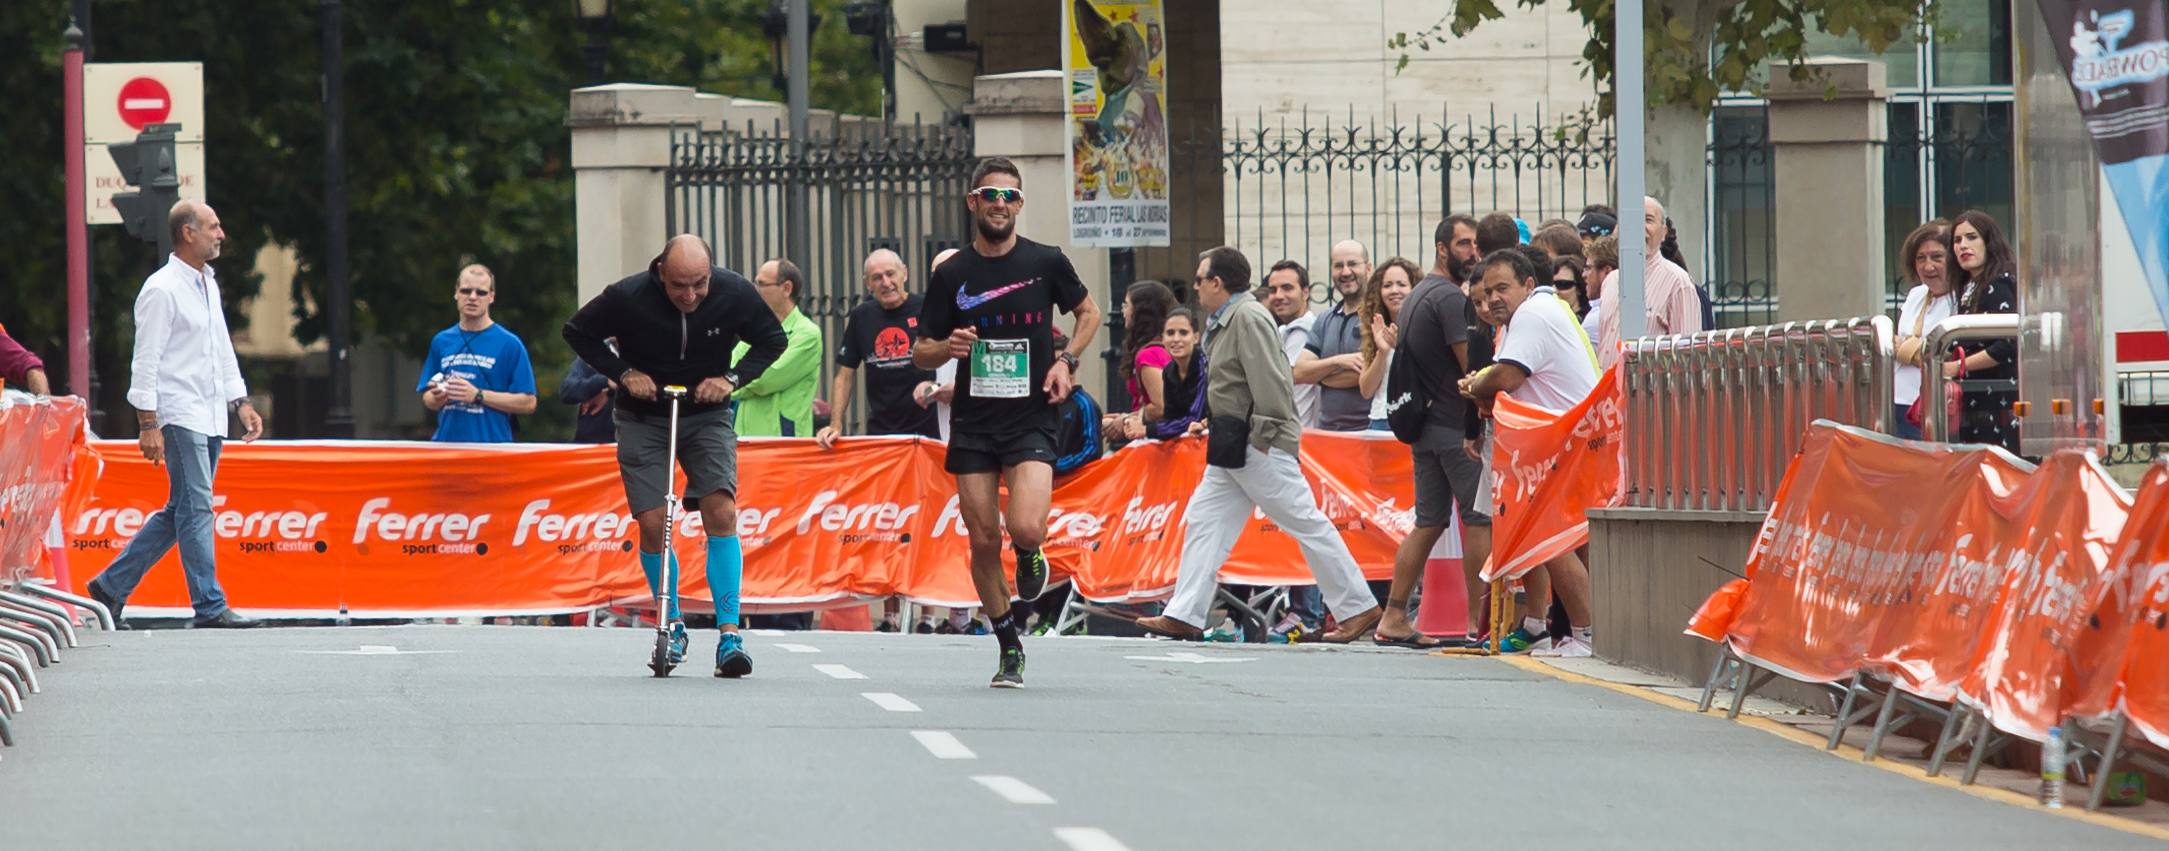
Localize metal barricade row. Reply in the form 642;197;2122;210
1622;316;1893;512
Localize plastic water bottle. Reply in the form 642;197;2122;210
2041;725;2066;809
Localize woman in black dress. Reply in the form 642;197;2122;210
1941;210;2020;453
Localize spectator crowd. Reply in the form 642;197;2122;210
9;191;2026;647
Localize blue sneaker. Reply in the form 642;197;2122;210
667;622;688;665
1496;627;1553;654
714;631;753;679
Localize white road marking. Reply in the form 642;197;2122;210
910;730;977;759
774;643;821;654
971;775;1055;805
1122;651;1254;664
295;645;454;656
1053;827;1133;851
813;663;866;680
861;692;921;712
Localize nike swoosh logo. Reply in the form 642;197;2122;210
957;279;1035;311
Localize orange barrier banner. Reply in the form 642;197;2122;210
2073;461;2169;750
1;396;94;582
1694;421;2147;745
1951;452;2132;743
66;432;1414;616
1480;366;1625;581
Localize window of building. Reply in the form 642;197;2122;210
1706;4;2014;326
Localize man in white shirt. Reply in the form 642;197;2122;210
88;201;264;630
1460;248;1600;657
1262;259;1320;429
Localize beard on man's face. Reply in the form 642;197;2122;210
975;211;1014;242
1446;253;1471;285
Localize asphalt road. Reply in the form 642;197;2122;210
0;626;2151;850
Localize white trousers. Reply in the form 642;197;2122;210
1165;444;1379;628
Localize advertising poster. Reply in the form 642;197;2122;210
1062;0;1171;247
2035;0;2169;330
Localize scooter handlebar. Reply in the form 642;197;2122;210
662;385;688;398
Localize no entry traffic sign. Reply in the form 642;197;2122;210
116;77;174;130
82;63;206;225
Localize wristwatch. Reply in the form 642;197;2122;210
1055;351;1080;372
723;370;742;388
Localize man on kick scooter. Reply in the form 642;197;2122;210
564;234;789;677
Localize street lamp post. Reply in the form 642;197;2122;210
574;0;616;85
322;0;354;437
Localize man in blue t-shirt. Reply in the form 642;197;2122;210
418;264;538;442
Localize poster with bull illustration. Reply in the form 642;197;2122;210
1063;0;1171;247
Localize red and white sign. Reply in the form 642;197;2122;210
83;63;202;144
116;77;174;130
81;62;207;226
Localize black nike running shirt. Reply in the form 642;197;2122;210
917;237;1088;434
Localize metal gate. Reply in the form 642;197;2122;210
664;120;976;429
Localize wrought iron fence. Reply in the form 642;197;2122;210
664;119;975;427
1169;106;1616;307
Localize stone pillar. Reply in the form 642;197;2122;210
1767;58;1890;323
966;71;1113;402
569;84;714;304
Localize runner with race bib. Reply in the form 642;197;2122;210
914;157;1102;688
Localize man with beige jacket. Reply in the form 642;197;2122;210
1136;246;1383;643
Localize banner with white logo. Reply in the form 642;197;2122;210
61;433;1416;617
2036;0;2169;331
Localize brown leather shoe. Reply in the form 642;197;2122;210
1319;606;1382;643
1134;615;1204;641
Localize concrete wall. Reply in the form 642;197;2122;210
891;0;975;124
1589;507;1834;709
1219;0;1597;124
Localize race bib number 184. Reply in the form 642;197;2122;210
970;338;1030;399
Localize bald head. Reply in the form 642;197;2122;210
863;248;908;309
1642;196;1667;256
168;199;224;264
932;248;959;273
1328;239;1371;301
655;234;713;314
660;234;713;277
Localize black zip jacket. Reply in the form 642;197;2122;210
562;264;788;419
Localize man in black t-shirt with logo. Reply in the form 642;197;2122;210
821;248;940;633
819;248;940;449
914;157;1103;688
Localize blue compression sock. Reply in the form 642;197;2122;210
639;549;682;621
708;535;743;630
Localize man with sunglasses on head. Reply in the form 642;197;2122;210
915;157;1102;688
564;235;789;678
419;264;539;442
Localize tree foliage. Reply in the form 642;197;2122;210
2;0;880;437
1390;0;1936;117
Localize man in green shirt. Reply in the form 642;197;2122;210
732;258;822;437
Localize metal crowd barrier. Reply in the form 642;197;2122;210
1920;314;2024;444
1621;317;1894;512
0;569;115;753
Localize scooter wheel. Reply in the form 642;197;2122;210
650;633;674;678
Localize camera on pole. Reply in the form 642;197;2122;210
109;122;182;257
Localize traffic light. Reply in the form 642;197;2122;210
109;123;182;257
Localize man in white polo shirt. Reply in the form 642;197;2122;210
1459;248;1599;657
88;200;265;630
